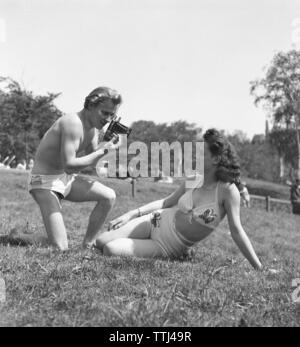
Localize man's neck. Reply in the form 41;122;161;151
78;109;94;131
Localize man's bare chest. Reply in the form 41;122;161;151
78;129;96;153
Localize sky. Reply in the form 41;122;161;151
1;0;300;139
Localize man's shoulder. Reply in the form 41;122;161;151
60;113;81;124
60;114;83;132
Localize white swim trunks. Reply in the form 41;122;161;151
28;173;76;198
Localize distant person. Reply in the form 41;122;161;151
0;156;10;165
16;159;27;170
236;180;251;207
2;155;16;169
153;168;163;182
285;180;292;187
0;155;9;168
95;129;262;270
158;175;174;184
7;87;123;250
154;169;173;184
290;178;300;215
28;158;34;171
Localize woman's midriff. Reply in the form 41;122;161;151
173;208;214;244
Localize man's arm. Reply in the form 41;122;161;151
224;184;262;270
60;119;108;173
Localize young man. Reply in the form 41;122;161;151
9;87;122;250
290;178;300;215
237;181;251;208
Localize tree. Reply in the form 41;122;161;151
227;130;249;146
226;129;281;181
0;77;63;163
268;127;298;180
247;134;279;181
250;50;300;179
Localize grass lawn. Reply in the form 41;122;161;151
0;170;299;327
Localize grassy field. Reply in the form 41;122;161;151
0;170;299;327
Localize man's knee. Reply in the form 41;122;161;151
101;188;116;207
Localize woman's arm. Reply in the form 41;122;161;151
134;181;186;216
133;179;189;216
108;180;187;230
224;184;262;270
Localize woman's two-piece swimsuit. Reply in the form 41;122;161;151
148;181;225;259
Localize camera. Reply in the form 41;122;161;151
103;117;132;141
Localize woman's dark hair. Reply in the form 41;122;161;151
84;86;122;110
203;128;241;184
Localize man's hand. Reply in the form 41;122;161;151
103;134;121;151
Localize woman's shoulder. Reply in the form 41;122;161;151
184;174;203;189
219;181;240;200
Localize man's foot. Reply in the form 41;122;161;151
81;243;97;260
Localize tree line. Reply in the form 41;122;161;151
1;49;300;181
0;77;63;164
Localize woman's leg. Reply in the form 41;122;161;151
103;238;167;259
95;214;152;251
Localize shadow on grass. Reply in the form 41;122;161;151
0;235;29;247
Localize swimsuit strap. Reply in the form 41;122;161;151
215;181;220;204
214;181;220;216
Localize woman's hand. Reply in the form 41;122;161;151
108;211;135;231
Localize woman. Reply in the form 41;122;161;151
95;129;262;270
